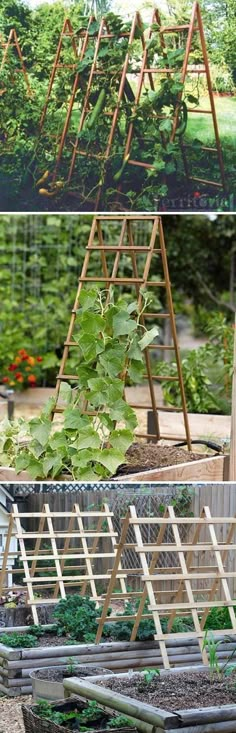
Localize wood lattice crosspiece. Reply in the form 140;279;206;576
96;505;236;669
0;28;32;96
120;1;225;195
39;12;144;205
38;3;225;208
51;214;191;446
0;502;127;625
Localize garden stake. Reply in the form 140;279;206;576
51;214;191;447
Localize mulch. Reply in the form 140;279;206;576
100;671;236;711
0;694;31;733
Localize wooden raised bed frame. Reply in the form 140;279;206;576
0;635;235;697
63;672;236;733
0;454;229;482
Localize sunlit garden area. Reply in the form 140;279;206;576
0;212;235;481
0;0;236;211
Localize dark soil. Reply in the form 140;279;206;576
100;671;236;711
33;665;111;681
116;443;205;476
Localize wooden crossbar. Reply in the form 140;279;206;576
0;502;127;623
51;214;191;447
0;28;32;95
120;1;225;195
96;505;236;669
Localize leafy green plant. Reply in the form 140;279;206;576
108;716;134;729
0;632;38;648
143;668;160;684
53;595;101;642
35;699;135;730
202;630;222;679
0;289;159;480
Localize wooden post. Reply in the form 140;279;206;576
229;315;236;481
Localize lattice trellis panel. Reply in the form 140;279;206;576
0;502;127;624
51;214;191;447
96;505;236;669
0;28;31;96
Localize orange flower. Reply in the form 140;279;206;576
27;356;35;366
25;366;31;372
15;356;21;365
28;374;37;385
18;349;28;357
16;375;24;383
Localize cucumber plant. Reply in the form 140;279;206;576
0;288;159;480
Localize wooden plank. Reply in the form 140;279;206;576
117;455;226;482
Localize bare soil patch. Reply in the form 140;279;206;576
100;671;236;711
0;694;31;733
116;443;204;476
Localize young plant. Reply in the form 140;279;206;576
143;668;160;684
53;595;101;641
202;630;222;680
0;632;38;648
0;289;159;481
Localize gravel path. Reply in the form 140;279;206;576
0;695;31;733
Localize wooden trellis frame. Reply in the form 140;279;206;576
39;12;144;206
122;1;225;193
96;505;236;669
0;502;127;625
51;214;191;447
38;3;225;207
0;28;32;96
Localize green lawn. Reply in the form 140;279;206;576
186;95;236;150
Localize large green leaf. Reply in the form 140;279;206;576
29;419;51;447
93;448;125;474
138;326;159;350
109;428;133;453
113;310;137;337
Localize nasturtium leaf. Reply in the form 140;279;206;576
138;326;159;350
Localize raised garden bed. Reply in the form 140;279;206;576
0;452;228;483
22;696;137;733
1;635;235;697
30;665;113;701
63;670;236;733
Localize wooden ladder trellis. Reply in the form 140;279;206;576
0;502;127;625
96;505;236;669
122;1;225;193
38;3;225;207
0;28;32;96
51;214;191;446
39;17;95;134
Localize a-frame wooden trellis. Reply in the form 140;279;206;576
0;502;127;625
96;505;236;669
122;1;225;193
0;28;31;96
51;214;191;447
39;17;95;134
40;12;144;206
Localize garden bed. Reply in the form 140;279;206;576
63;671;236;733
0;635;235;697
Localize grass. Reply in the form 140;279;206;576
186;95;236;148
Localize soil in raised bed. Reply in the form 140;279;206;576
100;671;236;710
33;666;110;682
115;443;205;476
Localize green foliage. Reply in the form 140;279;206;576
53;595;100;642
0;289;159;480
0;631;38;648
202;630;222;679
155;313;234;415
35;699;135;730
204;605;234;631
142;668;160;683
